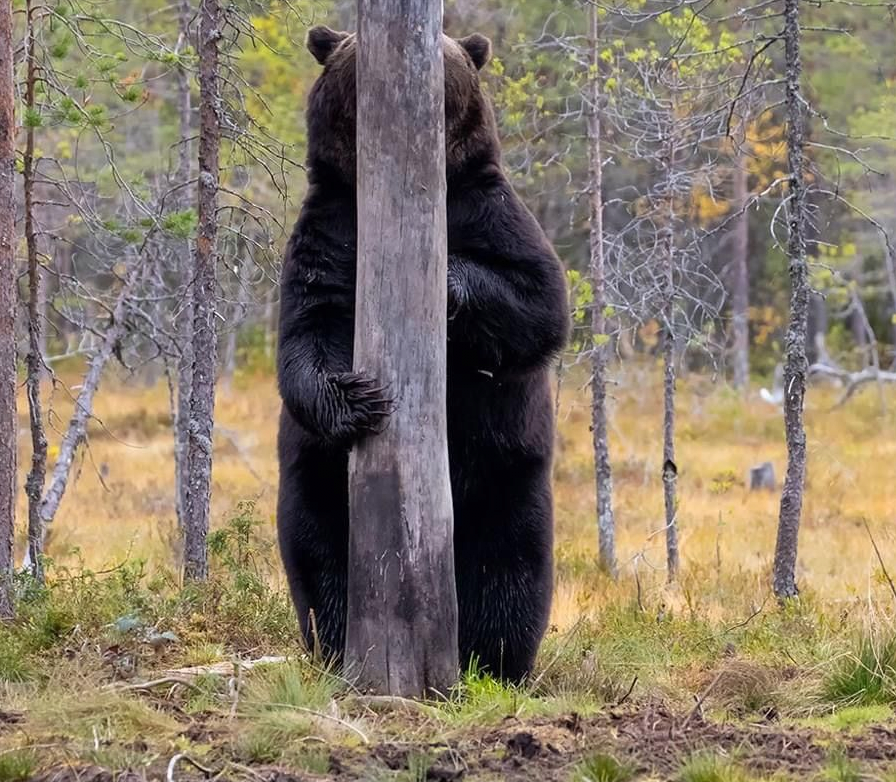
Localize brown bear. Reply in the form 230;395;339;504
276;26;569;681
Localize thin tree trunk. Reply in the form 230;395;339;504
37;269;143;529
731;159;750;389
586;2;615;578
174;0;193;532
23;0;48;583
0;0;17;620
773;0;809;600
346;0;458;696
883;239;896;356
662;125;679;582
183;0;221;583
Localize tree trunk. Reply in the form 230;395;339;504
346;0;458;696
773;0;809;601
662;129;679;583
0;0;16;620
731;159;750;390
174;0;193;533
23;0;48;583
183;0;221;583
586;2;615;578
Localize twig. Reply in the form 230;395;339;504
863;518;896;605
107;675;205;694
167;753;215;782
681;669;725;731
263;703;369;744
615;675;638;707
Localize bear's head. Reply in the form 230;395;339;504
304;25;500;186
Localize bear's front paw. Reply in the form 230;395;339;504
321;371;393;445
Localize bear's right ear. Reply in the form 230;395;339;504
458;33;492;70
306;26;349;65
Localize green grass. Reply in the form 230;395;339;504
570;752;635;782
824;633;896;706
676;753;764;782
0;750;37;782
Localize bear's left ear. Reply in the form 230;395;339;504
306;26;349;65
458;33;492;70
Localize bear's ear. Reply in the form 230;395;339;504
458;33;492;70
306;26;349;65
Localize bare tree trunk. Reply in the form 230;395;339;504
174;0;193;532
346;0;458;695
23;1;48;583
0;0;16;620
37;270;142;528
731;159;750;389
773;0;809;600
662;130;679;583
586;2;615;578
183;0;221;583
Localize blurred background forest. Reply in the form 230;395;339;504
2;0;896;609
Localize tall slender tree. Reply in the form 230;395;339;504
183;0;222;582
0;0;16;620
23;0;48;583
731;157;750;390
346;0;458;695
773;0;809;600
174;0;194;534
586;0;616;577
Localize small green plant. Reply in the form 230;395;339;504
676;752;756;782
0;750;37;782
819;748;862;782
570;751;634;782
824;633;896;706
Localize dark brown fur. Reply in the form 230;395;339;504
277;27;570;681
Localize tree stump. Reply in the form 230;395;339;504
749;462;776;491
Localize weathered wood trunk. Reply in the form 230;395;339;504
23;0;48;583
0;0;16;620
731;159;750;390
773;0;809;601
346;0;458;696
183;0;221;582
586;2;615;578
174;0;194;534
662;130;679;583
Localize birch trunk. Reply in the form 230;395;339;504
731;160;750;390
183;0;221;582
23;0;48;582
662;130;679;582
773;0;809;600
174;0;193;532
0;0;16;619
586;2;615;577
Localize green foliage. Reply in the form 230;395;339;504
0;750;37;782
676;753;759;782
570;752;635;782
824;634;896;706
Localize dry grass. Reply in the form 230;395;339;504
15;361;896;627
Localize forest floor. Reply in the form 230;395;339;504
3;363;896;781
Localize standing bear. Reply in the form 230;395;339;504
277;26;569;682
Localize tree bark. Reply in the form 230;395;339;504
662;128;679;583
183;0;221;583
773;0;809;601
731;159;750;390
23;0;48;583
346;0;458;696
0;0;17;620
586;2;615;578
174;0;193;533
